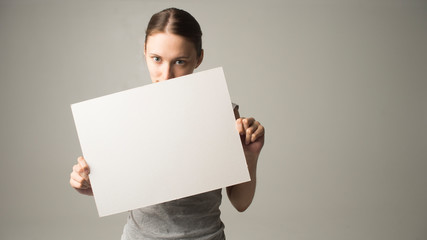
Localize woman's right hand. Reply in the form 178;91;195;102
70;156;93;196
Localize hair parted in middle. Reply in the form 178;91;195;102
145;8;203;57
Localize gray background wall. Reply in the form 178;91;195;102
1;0;426;239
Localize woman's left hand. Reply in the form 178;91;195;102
228;116;264;211
236;117;265;158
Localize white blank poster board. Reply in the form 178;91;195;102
71;67;250;217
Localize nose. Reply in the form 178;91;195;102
157;63;174;82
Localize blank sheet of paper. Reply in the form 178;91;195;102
71;67;250;217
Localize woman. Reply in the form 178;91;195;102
70;8;265;240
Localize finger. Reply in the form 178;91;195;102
242;118;255;131
70;170;86;184
72;164;89;182
73;164;83;174
244;121;260;145
78;156;90;175
70;171;90;188
251;123;265;142
71;178;90;190
245;127;253;145
70;177;90;190
243;118;256;145
235;118;244;135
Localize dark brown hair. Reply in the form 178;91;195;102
145;8;203;57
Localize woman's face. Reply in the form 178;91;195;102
144;32;203;83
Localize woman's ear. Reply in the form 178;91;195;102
195;49;204;69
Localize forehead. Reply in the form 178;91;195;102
145;32;196;57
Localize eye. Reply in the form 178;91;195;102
175;60;185;65
152;56;161;63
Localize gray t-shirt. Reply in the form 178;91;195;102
121;189;225;240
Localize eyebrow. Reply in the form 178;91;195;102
148;53;190;59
